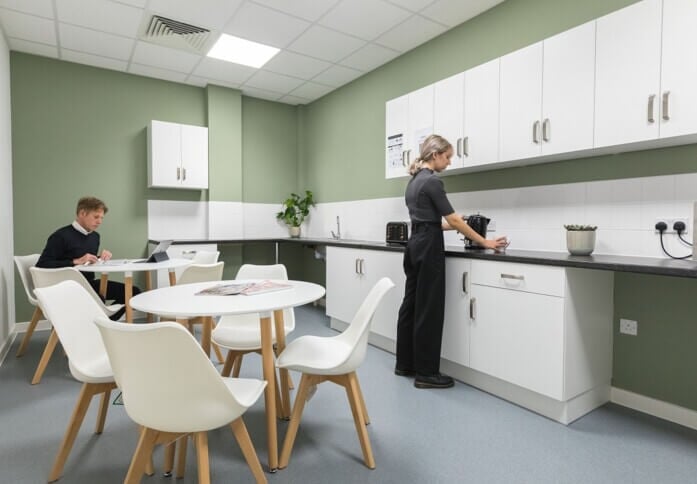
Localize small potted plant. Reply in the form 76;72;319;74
276;190;315;238
564;224;597;255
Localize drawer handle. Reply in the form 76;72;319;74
470;297;476;320
500;273;524;281
462;271;468;294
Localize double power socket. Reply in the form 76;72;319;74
654;217;690;234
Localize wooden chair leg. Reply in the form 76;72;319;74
231;418;267;484
163;442;175;477
176;434;188;478
345;372;375;469
16;307;43;357
353;377;370;425
279;374;314;469
221;350;236;377
94;388;112;434
212;342;225;365
31;328;59;385
194;432;211;484
232;353;243;378
125;427;159;484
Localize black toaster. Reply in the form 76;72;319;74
386;222;409;245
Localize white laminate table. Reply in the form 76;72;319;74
78;258;191;323
129;279;325;472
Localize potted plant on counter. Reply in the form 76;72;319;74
276;190;315;238
564;224;597;255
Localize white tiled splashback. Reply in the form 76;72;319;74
148;172;697;259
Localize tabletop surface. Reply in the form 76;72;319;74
76;257;192;273
129;279;326;317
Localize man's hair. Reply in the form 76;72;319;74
76;196;108;214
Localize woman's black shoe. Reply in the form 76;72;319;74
414;373;454;389
394;367;415;377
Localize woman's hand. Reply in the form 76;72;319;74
482;236;509;251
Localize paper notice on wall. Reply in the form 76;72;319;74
387;133;403;169
414;127;432;153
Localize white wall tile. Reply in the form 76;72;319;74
208;201;243;239
147;200;208;240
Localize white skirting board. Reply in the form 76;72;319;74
610;387;697;432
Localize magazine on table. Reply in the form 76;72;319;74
195;280;292;296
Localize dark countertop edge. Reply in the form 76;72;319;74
150;238;697;278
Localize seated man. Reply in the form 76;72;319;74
37;196;141;320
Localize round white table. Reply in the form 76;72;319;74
78;258;191;323
129;279;325;472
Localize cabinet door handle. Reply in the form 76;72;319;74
532;120;540;144
456;138;462;157
662;91;670;121
360;258;365;275
469;297;476;320
401;150;406;167
461;271;468;294
182;167;186;180
647;94;656;123
500;273;525;280
176;167;181;180
355;258;360;274
463;136;469;157
542;118;550;142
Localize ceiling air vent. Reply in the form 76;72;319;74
139;15;211;54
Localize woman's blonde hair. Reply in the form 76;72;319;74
408;134;452;175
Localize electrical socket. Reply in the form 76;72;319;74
654;218;690;234
619;318;638;336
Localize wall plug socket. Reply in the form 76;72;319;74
619;318;638;336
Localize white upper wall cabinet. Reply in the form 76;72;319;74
434;72;465;170
407;85;435;160
463;59;500;167
148;120;208;190
594;0;662;147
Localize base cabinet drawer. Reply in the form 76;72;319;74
471;260;565;296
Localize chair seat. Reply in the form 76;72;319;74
276;336;353;375
212;313;291;351
69;355;114;384
222;377;267;409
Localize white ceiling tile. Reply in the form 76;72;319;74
0;0;53;18
0;9;55;44
188;76;242;90
61;48;128;71
222;3;310;48
339;43;399;71
263;51;331;80
244;70;304;94
113;0;147;7
132;41;201;73
421;0;503;28
56;0;143;37
192;57;256;85
186;76;210;87
385;0;436;12
148;0;243;30
241;86;284;102
59;23;134;60
320;0;411;41
251;0;339;22
288;25;365;62
277;94;311;105
311;64;363;87
375;15;446;52
129;63;188;83
7;38;58;58
290;81;333;100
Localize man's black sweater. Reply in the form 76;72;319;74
37;225;100;280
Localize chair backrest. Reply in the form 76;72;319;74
236;264;295;330
33;280;112;380
192;250;220;264
177;262;224;285
94;317;256;432
30;266;114;312
334;277;395;373
14;254;40;306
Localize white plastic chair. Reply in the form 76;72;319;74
29;266;123;385
94;317;268;484
13;254;41;357
276;277;395;470
191;250;220;264
33;280;117;483
213;264;295;378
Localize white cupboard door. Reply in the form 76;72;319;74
541;21;596;156
463;59;500;167
367;250;405;342
594;0;662;147
180;124;208;189
385;95;409;179
468;285;506;379
149;120;181;188
441;258;471;366
326;247;365;324
434;73;465;170
407;85;434;161
659;0;697;138
499;42;543;162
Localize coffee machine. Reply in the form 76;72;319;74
463;214;490;249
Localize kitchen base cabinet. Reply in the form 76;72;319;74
441;258;472;367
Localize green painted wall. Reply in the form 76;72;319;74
207;85;242;203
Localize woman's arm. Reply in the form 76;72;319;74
443;213;508;250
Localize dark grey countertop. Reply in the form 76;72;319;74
153;237;697;279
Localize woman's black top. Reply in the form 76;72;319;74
405;168;454;224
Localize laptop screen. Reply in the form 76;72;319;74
151;240;172;256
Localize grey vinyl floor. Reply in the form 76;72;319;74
1;305;697;484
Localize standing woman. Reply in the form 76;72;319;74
395;134;508;389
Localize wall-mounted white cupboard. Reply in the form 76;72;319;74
148;120;208;189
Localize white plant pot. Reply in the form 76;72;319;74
289;226;301;238
566;230;596;256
